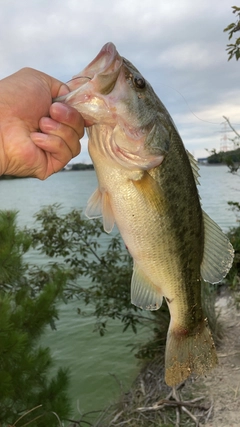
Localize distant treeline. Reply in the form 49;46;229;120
68;163;94;171
207;148;240;164
0;175;25;180
0;163;94;180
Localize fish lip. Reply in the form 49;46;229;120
54;43;123;125
54;42;122;106
71;42;122;83
87;42;118;76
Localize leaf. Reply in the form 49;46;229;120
223;23;236;32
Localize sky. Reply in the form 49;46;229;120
0;0;239;162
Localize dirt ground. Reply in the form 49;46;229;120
193;295;240;427
93;294;240;427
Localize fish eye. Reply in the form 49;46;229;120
133;76;146;89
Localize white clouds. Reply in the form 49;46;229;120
0;0;239;158
156;42;219;70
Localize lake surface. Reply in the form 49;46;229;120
0;165;239;416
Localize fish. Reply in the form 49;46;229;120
55;42;234;386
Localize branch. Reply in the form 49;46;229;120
223;116;240;139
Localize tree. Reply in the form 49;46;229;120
0;211;71;426
30;205;218;358
224;6;240;61
30;205;154;337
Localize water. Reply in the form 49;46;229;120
0;165;239;416
198;165;240;231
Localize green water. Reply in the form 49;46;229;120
1;166;239;416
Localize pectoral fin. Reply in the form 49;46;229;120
85;188;115;233
102;191;115;233
85;188;102;218
131;262;163;311
201;210;234;283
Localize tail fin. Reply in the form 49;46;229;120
165;319;218;386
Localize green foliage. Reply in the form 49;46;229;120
224;6;240;61
30;205;219;360
0;210;71;426
70;163;94;171
30;204;153;337
206;147;240;174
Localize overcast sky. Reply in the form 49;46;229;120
1;0;239;162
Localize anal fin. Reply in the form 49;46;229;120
201;211;234;283
131;262;163;311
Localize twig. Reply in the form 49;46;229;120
223;116;240;139
109;411;123;425
50;411;62;426
205;401;214;423
182;406;199;426
175;406;180;427
218;351;240;357
10;406;43;426
109;373;123;391
137;397;207;412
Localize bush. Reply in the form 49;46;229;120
0;210;71;426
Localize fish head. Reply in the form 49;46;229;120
56;42;171;169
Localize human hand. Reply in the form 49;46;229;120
0;68;84;179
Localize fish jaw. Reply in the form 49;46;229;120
71;42;122;91
55;43;123;126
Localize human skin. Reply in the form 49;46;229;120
0;67;84;179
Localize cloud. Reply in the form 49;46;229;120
0;0;239;160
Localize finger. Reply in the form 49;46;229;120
41;73;70;98
38;117;82;158
49;102;85;139
57;83;70;97
31;132;81;171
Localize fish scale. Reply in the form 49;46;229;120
55;42;234;386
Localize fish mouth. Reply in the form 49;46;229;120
79;42;122;82
61;42;122;96
54;43;123;125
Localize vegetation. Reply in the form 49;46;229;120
70;163;94;171
1;7;239;426
0;210;71;426
30;205;148;338
93;356;213;427
0;205;222;426
224;6;240;61
206;116;240;170
207;147;240;165
30;206;221;427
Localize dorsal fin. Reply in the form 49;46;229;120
186;150;200;186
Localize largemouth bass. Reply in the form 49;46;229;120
56;43;234;386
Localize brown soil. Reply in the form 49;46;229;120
193;295;240;427
92;294;240;427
